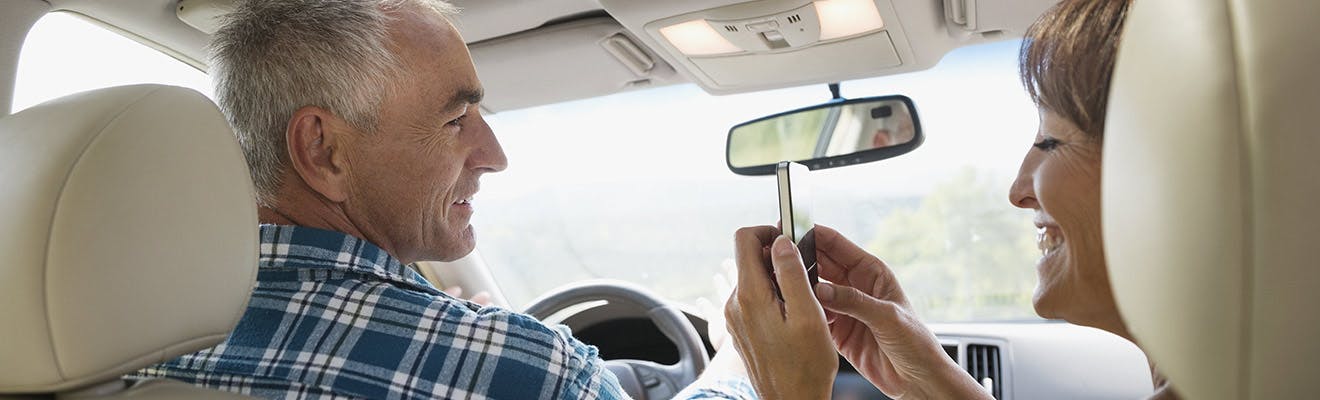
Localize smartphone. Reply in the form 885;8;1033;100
777;161;819;287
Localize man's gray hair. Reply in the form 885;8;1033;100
210;0;457;205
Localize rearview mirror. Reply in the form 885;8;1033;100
726;95;923;176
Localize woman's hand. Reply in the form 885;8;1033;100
811;225;990;400
725;226;838;400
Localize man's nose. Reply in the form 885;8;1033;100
470;118;507;173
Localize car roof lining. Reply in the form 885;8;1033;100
36;0;1060;113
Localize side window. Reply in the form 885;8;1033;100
12;12;212;113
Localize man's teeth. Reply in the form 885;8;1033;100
1036;227;1063;256
455;198;472;205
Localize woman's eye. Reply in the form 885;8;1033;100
1033;137;1061;151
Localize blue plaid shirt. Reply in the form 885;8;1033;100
134;225;754;400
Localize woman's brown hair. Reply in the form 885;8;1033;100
1020;0;1133;138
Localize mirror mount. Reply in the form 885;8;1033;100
828;82;843;101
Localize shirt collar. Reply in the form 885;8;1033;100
257;224;441;294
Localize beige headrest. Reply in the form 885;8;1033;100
1103;1;1320;399
0;85;258;393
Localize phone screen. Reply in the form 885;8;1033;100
777;161;819;287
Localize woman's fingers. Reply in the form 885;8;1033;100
814;225;908;305
813;225;881;273
727;231;842;400
817;248;890;295
734;226;780;301
814;281;903;328
768;235;825;318
824;308;842;324
815;227;890;283
816;250;854;285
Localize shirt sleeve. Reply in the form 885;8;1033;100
473;308;632;400
543;319;759;400
542;317;757;400
671;375;759;400
467;306;755;400
552;325;632;400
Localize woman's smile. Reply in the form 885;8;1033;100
1036;223;1065;258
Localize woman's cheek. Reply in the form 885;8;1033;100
1055;147;1105;276
1035;146;1107;320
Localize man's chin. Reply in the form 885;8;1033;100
438;225;477;262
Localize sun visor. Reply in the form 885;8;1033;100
638;0;909;94
468;17;680;112
176;0;234;34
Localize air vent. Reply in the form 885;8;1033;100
787;14;802;24
966;344;1003;399
724;24;739;32
942;344;958;361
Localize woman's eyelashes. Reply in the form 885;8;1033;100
1033;137;1062;151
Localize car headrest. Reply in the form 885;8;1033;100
0;85;258;394
1103;1;1320;399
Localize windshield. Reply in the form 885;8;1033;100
13;13;1038;322
476;39;1041;322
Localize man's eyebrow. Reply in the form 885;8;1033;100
443;88;484;113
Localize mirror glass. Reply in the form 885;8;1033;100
726;95;922;176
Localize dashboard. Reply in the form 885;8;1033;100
560;303;1153;400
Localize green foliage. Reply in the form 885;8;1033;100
864;167;1040;321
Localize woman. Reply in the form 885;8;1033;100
723;0;1178;398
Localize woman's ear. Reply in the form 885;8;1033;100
285;106;352;203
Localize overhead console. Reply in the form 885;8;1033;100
637;0;909;94
601;0;1061;95
167;0;1060;109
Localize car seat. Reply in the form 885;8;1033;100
1103;0;1320;399
0;85;258;399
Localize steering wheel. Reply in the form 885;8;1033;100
524;281;710;400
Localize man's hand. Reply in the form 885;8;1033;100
725;226;838;400
443;286;492;306
811;225;990;400
695;259;737;351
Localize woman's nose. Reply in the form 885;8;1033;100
1010;155;1039;209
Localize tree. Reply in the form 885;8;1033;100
864;167;1040;321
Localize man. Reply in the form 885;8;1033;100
134;0;756;398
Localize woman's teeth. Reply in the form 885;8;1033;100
1036;227;1064;256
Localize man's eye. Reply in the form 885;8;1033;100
1033;137;1061;151
445;114;466;128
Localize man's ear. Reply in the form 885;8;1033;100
285;106;352;203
